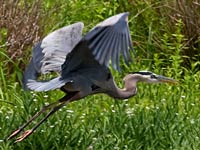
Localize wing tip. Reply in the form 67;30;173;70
26;77;65;92
73;22;84;30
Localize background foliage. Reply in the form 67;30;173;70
0;0;200;149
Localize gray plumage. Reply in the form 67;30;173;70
24;12;133;91
8;12;177;142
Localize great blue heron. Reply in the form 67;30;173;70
7;12;177;142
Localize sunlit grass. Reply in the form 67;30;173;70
0;0;200;149
0;65;200;149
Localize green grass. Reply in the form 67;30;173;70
0;0;200;149
0;57;200;149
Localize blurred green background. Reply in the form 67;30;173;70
0;0;200;149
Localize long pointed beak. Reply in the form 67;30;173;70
157;75;178;84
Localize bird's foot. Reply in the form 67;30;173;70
14;129;33;143
7;129;22;140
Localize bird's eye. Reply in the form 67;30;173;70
151;74;157;79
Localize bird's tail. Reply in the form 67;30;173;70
22;58;39;90
22;42;66;92
23;57;67;92
23;59;66;92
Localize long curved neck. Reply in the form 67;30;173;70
107;79;137;99
115;87;137;99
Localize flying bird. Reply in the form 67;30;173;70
7;12;177;142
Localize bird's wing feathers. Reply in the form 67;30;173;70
24;22;84;91
84;12;133;70
24;12;133;92
40;22;84;74
27;77;68;92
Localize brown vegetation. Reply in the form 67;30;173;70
0;0;199;72
163;0;200;65
0;0;43;71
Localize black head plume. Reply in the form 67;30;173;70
131;71;153;75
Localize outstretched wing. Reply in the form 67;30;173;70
26;77;67;92
25;12;133;92
23;22;84;90
40;22;84;74
84;12;133;70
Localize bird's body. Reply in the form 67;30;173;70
7;12;177;142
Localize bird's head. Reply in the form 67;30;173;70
123;71;178;84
